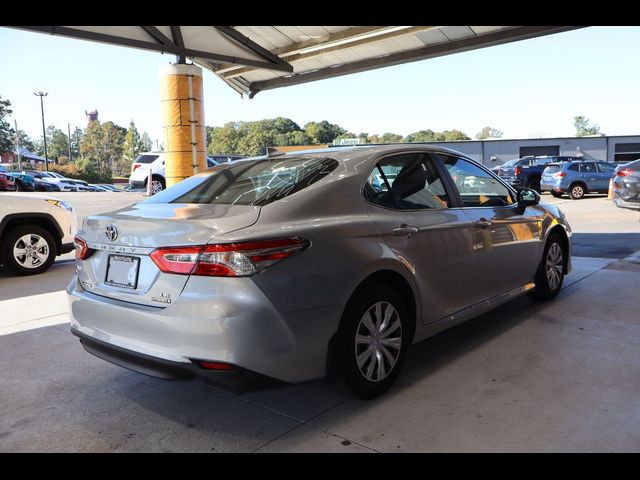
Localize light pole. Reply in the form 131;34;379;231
34;91;49;172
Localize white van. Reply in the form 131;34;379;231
128;152;247;193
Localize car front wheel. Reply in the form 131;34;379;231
1;225;56;275
530;233;566;300
334;283;411;399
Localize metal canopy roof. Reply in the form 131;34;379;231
11;26;584;97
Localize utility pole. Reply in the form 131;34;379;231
14;120;22;170
34;91;49;172
67;123;72;162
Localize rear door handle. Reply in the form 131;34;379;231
393;225;419;237
474;218;493;229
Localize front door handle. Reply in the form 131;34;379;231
474;218;493;229
393;225;419;237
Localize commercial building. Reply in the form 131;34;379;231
410;134;640;167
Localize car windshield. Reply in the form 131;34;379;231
144;156;338;207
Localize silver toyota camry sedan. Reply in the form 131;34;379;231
68;145;571;399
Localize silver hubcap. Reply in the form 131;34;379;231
572;186;583;198
355;301;402;383
151;180;163;194
13;234;50;269
546;243;564;290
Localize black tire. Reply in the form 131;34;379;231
1;225;57;275
13;181;21;192
551;191;563;198
146;175;166;194
568;183;586;200
530;232;566;300
334;282;412;399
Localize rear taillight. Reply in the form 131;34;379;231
74;236;94;260
150;237;310;277
617;169;633;177
131;164;141;173
553;172;566;178
514;167;521;176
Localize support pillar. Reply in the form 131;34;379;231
160;63;206;188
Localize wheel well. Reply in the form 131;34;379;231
326;270;418;378
0;217;62;256
569;180;587;191
548;225;569;274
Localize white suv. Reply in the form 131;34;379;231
0;193;77;275
128;152;247;193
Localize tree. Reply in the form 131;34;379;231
15;130;36;153
441;129;470;141
70;127;84;159
380;132;403;143
0;96;14;153
140;132;152;152
80;120;126;175
304;120;347;144
122;121;144;164
403;130;440;143
475;126;503;140
574;116;601;136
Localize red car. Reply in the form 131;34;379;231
0;172;16;191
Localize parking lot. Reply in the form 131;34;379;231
1;191;640;452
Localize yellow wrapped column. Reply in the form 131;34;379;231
160;64;207;187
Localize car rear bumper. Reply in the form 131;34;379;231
71;327;275;388
612;193;640;210
66;275;341;384
129;179;145;188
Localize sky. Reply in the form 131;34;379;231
1;26;639;147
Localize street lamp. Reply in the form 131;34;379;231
34;91;49;172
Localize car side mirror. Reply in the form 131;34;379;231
517;188;540;208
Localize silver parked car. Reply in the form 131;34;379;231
68;145;572;399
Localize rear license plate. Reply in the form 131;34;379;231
105;255;140;289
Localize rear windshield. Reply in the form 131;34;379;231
144;157;338;207
544;165;562;174
134;155;159;164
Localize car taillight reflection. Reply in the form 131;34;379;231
617;169;634;177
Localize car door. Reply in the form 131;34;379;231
596;162;616;191
435;153;543;301
579;162;599;191
364;152;479;324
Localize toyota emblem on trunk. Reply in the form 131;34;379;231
105;224;118;242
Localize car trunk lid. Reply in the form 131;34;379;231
76;202;260;307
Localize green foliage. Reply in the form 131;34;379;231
140;132;152;152
80;120;126;175
574;116;602;136
15;130;36;153
304;120;346;144
121;121;149;173
0;96;14;153
403;129;470;143
380;132;403;143
475;126;503;140
70;127;83;159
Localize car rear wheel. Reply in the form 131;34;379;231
146;175;166;194
530;232;565;300
568;183;585;200
1;225;56;275
334;283;411;399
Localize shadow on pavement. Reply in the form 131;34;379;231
571;232;640;258
0;260;75;301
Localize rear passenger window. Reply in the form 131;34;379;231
364;153;451;210
580;163;597;173
568;164;580;172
